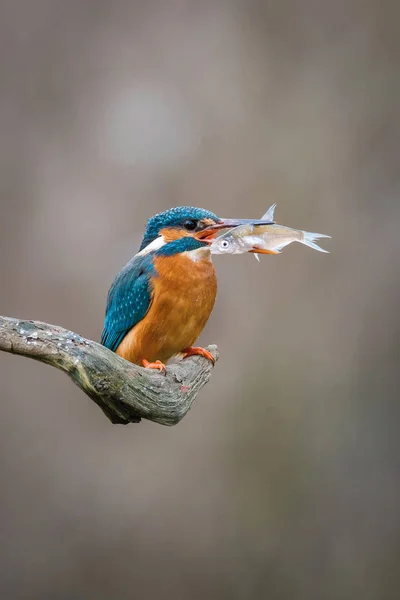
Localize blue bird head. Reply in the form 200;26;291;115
139;206;219;251
139;206;272;254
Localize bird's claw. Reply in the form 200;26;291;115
142;359;167;374
182;347;215;365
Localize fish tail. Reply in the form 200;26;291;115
301;231;331;253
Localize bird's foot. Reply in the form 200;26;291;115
182;347;215;365
142;359;167;374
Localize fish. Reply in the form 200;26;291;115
210;204;331;260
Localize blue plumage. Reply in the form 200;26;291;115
157;236;205;256
102;205;278;366
101;238;208;351
101;254;155;352
102;206;218;355
139;206;218;251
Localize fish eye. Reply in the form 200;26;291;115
183;219;198;231
220;240;230;249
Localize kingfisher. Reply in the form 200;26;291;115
101;207;272;372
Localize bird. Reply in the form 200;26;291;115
101;206;272;372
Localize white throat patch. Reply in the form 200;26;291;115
185;247;212;262
136;236;166;256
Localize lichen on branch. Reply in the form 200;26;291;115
0;316;218;425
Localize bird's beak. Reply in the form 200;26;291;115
195;217;275;241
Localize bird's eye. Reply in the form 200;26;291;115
183;219;198;231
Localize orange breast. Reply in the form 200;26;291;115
116;249;217;364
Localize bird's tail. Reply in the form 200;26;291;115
300;231;331;253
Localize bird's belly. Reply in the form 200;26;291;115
118;254;217;364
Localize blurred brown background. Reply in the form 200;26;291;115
0;1;399;599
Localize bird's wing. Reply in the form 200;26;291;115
101;254;155;352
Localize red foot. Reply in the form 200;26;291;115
142;359;166;374
182;347;215;365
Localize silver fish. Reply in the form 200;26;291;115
210;204;330;259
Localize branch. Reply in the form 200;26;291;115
0;316;218;426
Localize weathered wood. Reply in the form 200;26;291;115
0;316;218;425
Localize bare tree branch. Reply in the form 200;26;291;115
0;316;218;425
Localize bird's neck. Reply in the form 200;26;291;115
153;247;214;283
